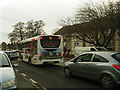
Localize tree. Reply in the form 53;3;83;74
25;20;46;38
58;17;77;26
75;1;119;47
8;22;25;43
58;1;119;48
117;1;120;37
13;22;25;40
52;27;60;34
1;42;8;50
8;20;46;43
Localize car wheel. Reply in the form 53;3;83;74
101;74;115;88
64;67;72;78
21;56;23;61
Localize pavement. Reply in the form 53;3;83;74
64;57;73;62
55;57;73;66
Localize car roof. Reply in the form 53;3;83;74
0;51;4;54
83;51;117;54
0;51;9;56
82;51;118;57
4;50;16;52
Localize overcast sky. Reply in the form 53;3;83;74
0;0;118;44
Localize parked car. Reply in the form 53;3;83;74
74;47;108;56
5;51;18;60
13;50;23;59
0;51;18;89
13;50;19;58
64;51;120;88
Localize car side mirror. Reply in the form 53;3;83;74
72;59;77;63
71;60;74;62
13;64;18;68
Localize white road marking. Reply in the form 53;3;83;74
15;69;18;72
15;67;47;89
30;79;37;84
21;73;27;77
17;72;40;89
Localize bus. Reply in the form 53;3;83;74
18;35;63;65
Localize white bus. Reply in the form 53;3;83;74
18;35;63;65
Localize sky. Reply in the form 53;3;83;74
0;0;118;44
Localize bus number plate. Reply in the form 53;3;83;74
48;62;54;64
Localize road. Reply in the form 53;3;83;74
12;58;102;90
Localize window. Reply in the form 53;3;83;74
91;48;96;51
41;36;60;48
74;42;79;46
112;53;120;62
76;54;93;62
92;54;108;62
74;43;76;45
0;54;10;67
96;47;108;51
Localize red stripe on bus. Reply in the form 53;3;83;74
34;59;37;60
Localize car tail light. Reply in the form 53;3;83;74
38;54;42;60
38;54;41;57
61;53;63;56
19;41;22;43
58;37;61;39
113;64;120;71
23;51;25;53
40;36;42;39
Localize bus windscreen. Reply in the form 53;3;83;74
40;36;61;48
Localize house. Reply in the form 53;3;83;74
54;25;120;56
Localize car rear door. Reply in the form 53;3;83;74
86;54;109;79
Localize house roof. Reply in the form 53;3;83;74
54;22;94;35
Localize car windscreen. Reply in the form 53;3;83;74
0;54;10;67
10;52;16;55
40;36;61;48
96;47;107;51
112;53;120;62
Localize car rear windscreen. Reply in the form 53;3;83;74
40;36;61;48
96;47;108;51
10;52;16;55
112;53;120;62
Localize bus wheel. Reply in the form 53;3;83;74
28;57;31;64
20;56;23;61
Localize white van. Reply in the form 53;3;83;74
74;47;107;56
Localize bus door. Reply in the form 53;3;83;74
29;39;37;63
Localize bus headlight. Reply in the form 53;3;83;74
2;78;16;89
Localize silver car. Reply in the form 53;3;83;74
0;51;17;89
64;51;120;88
